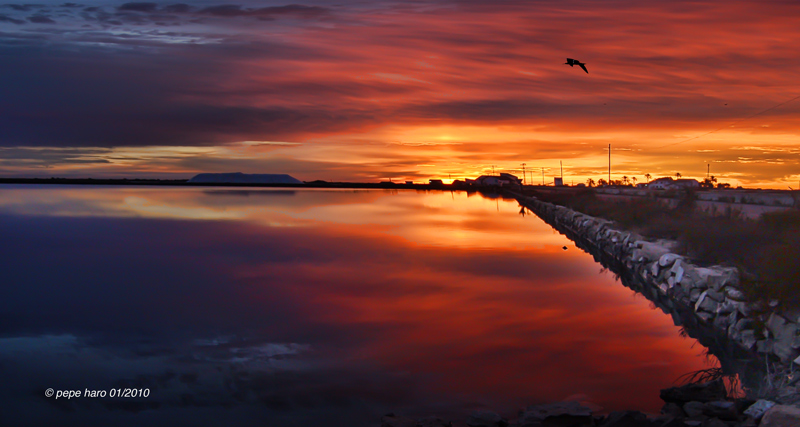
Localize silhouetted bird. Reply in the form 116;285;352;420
565;58;588;73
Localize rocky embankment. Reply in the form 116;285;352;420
381;382;800;426
380;385;800;426
509;193;800;403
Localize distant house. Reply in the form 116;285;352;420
188;172;302;184
648;177;674;190
554;177;563;186
675;179;700;189
429;179;444;186
647;177;700;190
473;173;522;188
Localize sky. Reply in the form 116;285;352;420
1;0;800;187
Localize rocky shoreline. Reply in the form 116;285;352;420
380;384;800;426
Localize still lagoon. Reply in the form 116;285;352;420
0;186;716;426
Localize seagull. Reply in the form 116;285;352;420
565;58;588;73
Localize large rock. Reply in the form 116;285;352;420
659;253;682;267
382;413;416;427
766;313;800;363
660;379;727;404
702;401;738;420
598;411;650;427
466;410;507;427
760;405;800;427
518;401;592;427
416;416;451;427
660;402;685;418
682;401;704;418
743;400;776;420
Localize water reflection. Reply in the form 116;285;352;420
0;186;716;426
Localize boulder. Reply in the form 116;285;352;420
766;313;800;362
466;410;507;427
740;330;757;349
659;253;682;268
660;379;727;404
705;289;724;302
702;419;727;427
702;401;738;420
660;402;686;418
598;411;650;427
382;414;416;427
724;287;747;302
760;405;800;427
518;401;592;427
682;401;704;418
742;400;776;420
416;416;451;427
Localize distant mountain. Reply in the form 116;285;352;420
188;173;302;184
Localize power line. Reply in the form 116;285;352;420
656;93;800;149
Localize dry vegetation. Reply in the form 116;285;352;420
533;190;800;308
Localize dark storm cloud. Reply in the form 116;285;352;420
198;4;330;19
0;13;24;23
27;14;55;23
118;2;158;12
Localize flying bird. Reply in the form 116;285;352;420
565;58;588;73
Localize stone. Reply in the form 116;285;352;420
715;301;736;315
660;379;727;404
598;411;649;427
518;401;592;427
683;401;704;418
659;253;682;267
466;410;507;427
697;312;713;322
416;417;451;427
690;288;702;303
742;399;776;420
661;402;686;418
740;330;756;349
766;313;800;362
724;287;746;301
652;417;684;427
757;339;774;353
794;354;800;366
705;289;724;302
702;419;726;427
702;401;737;420
713;315;730;331
382;414;416;427
695;291;709;312
760;405;800;427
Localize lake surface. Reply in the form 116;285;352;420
0;186;717;426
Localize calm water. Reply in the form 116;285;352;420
0;186;715;426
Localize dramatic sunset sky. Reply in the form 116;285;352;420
2;0;799;187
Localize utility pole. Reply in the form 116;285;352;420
521;163;526;185
560;161;563;180
608;143;611;184
707;163;710;179
492;165;496;176
541;167;545;185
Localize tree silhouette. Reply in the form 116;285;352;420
676;172;682;179
598;178;608;186
645;173;652;183
586;178;595;187
622;175;629;185
632;177;637;186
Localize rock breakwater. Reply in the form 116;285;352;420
511;193;800;404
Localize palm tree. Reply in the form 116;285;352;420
631;177;637;186
676;172;682;179
586;178;595;187
622;176;629;185
644;173;652;183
